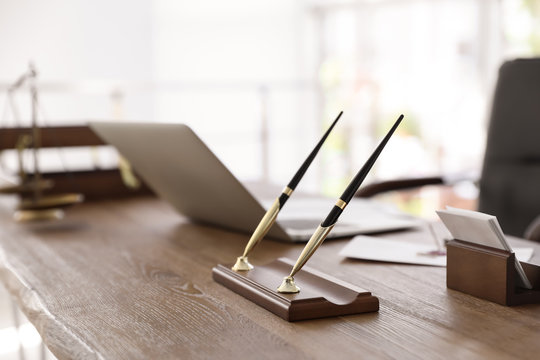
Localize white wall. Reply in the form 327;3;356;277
0;0;316;182
151;0;317;181
0;0;155;122
153;0;307;83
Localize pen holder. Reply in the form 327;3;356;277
213;257;379;321
446;239;540;306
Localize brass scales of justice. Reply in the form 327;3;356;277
213;113;404;321
0;63;83;221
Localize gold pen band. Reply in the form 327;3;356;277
283;186;293;196
335;199;347;209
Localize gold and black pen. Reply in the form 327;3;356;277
277;114;404;293
232;111;343;271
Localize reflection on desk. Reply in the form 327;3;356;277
0;196;539;359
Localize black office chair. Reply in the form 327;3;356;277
356;58;540;241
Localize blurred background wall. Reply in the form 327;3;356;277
2;0;540;358
1;0;539;205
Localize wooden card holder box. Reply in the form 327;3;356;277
446;240;540;306
213;258;379;321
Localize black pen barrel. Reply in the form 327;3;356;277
321;206;343;227
321;114;404;227
278;193;289;208
340;114;404;204
286;111;342;191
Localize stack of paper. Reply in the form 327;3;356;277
436;207;532;289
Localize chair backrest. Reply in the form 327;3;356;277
479;58;540;237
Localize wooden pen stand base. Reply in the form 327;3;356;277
212;258;379;321
447;240;540;306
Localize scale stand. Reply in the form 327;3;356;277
213;257;379;322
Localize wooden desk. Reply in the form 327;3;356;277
0;197;539;359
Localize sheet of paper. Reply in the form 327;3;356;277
339;235;534;267
515;248;535;263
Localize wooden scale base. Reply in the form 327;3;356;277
212;257;379;321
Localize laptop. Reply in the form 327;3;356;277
90;122;417;242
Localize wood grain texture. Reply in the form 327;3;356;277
0;196;539;359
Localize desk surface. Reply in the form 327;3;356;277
0;197;539;360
